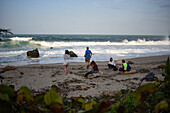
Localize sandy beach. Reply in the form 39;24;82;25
0;55;169;98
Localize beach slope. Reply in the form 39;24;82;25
0;55;169;97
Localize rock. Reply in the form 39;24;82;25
127;61;134;64
69;51;78;57
5;66;16;70
27;48;40;58
50;47;53;49
0;68;5;73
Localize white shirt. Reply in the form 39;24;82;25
108;60;116;66
63;54;70;65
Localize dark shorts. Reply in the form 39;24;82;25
85;58;90;62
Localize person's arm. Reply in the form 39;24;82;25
90;51;92;58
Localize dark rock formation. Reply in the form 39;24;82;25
127;61;134;64
69;51;78;57
27;48;40;58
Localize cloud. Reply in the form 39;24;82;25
92;2;100;7
160;3;170;8
149;0;170;8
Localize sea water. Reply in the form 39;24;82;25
0;34;170;66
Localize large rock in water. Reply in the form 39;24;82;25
69;51;78;57
27;48;40;58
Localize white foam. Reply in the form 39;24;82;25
10;37;32;41
0;50;26;57
30;38;170;48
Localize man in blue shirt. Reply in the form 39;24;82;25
85;47;92;68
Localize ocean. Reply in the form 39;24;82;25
0;34;170;66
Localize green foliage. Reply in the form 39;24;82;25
158;64;166;69
44;90;63;106
135;83;157;102
0;93;9;102
154;101;168;113
0;85;15;97
111;102;121;113
17;86;33;104
84;101;97;110
163;57;170;81
0;59;169;112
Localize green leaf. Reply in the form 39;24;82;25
0;85;15;97
135;83;157;102
84;101;97;110
33;94;44;104
154;101;168;113
49;102;64;113
19;86;33;102
164;57;170;81
74;97;85;103
19;86;31;95
155;91;164;99
44;90;63;106
0;93;9;102
0;101;12;113
69;109;76;113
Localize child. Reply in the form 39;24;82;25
63;50;70;75
119;59;131;72
84;61;99;78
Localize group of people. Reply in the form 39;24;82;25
63;47;131;77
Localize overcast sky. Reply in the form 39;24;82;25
0;0;170;35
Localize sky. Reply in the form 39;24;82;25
0;0;170;35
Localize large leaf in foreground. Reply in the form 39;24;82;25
0;85;15;97
44;90;63;106
154;101;168;113
135;83;157;102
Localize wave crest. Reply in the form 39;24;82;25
10;37;32;41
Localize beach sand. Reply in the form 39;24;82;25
0;55;169;98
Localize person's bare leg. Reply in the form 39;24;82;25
64;65;67;75
66;65;69;75
86;61;90;68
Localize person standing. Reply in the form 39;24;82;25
84;47;92;68
63;50;70;75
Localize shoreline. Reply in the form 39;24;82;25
1;54;168;68
0;54;169;97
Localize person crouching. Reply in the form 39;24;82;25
84;61;99;78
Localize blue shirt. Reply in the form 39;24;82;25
85;50;92;58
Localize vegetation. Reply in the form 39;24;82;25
0;57;169;113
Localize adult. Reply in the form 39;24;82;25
63;50;70;75
84;47;92;68
108;57;117;71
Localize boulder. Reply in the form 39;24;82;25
5;66;16;70
69;51;78;57
27;48;40;58
127;61;134;64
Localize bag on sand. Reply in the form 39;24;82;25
146;72;155;81
127;64;131;72
113;66;118;71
